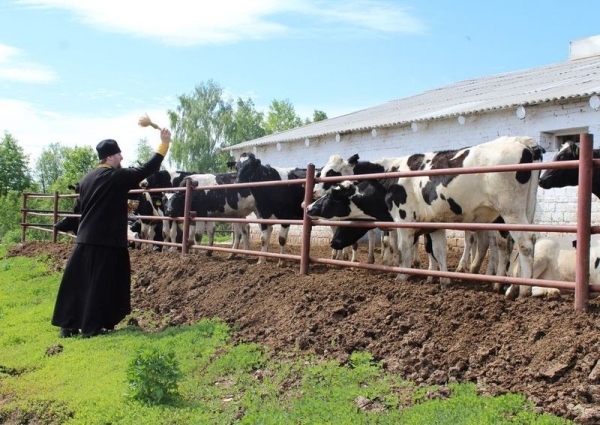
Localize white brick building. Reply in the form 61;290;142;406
227;36;600;248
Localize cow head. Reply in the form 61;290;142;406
141;170;172;189
313;153;360;199
539;141;579;190
234;152;261;184
307;180;386;221
164;188;186;218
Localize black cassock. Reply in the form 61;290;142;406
52;153;164;334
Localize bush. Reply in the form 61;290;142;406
125;347;183;405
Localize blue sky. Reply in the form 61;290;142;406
2;0;600;168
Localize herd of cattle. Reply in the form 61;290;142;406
54;136;600;299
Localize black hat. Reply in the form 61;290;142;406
96;139;121;160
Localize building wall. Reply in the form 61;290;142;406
235;99;600;248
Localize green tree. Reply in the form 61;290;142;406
134;138;154;166
263;99;303;135
35;143;96;194
227;98;266;145
303;109;329;125
36;142;65;193
168;80;234;173
312;109;328;122
0;132;32;197
0;190;23;242
59;146;96;187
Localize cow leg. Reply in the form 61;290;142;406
395;228;417;281
228;223;247;259
205;221;215;256
484;231;499;275
162;218;170;242
505;231;534;299
192;222;205;254
468;230;491;274
228;223;241;259
423;234;437;283
492;233;511;292
164;222;175;252
350;243;358;262
241;223;250;256
168;222;179;252
277;225;290;267
381;230;396;266
366;229;375;264
457;230;476;273
423;230;449;287
411;234;421;268
257;224;273;264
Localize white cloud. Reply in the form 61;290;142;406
0;43;58;83
16;0;426;46
0;99;171;167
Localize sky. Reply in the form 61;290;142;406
2;0;600;169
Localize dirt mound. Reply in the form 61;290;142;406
9;241;600;423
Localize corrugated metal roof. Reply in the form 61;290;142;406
227;55;600;150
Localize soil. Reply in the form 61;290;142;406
8;240;600;423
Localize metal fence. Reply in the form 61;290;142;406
20;133;599;311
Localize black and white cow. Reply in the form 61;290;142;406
314;162;381;265
539;140;600;198
308;178;446;280
234;152;306;266
164;172;255;259
141;170;197;245
308;136;545;298
314;153;442;269
131;191;164;251
141;170;196;191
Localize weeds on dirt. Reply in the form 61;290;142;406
125;347;183;405
0;245;572;424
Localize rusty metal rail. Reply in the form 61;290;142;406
20;133;597;310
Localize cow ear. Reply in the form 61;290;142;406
348;154;360;165
573;144;580;158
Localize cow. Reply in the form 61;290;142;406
164;173;255;259
308;178;446;280
141;170;196;191
308;136;545;299
314;163;383;265
140;170;197;246
131;191;164;251
314;152;479;272
509;235;600;298
233;152;307;266
539;140;600;198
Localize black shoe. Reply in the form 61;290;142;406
59;328;79;338
82;328;113;339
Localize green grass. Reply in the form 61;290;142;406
0;244;571;424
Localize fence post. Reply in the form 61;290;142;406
21;193;28;243
575;133;593;311
181;178;194;255
300;164;316;275
52;191;59;243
